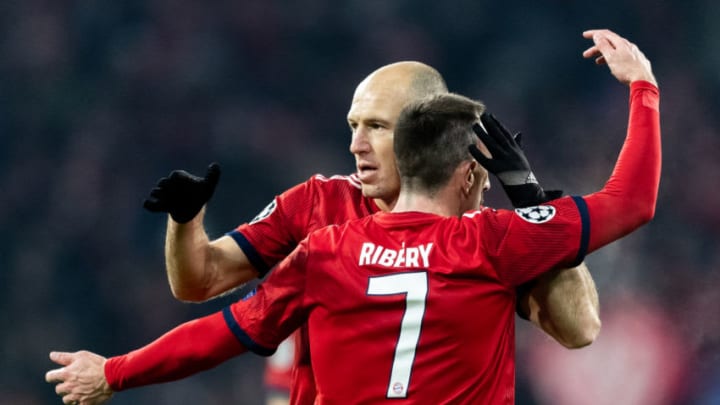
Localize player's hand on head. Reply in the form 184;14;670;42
143;162;221;223
469;113;532;179
582;29;657;86
469;113;562;208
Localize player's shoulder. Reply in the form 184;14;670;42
309;173;363;190
301;173;365;201
307;213;372;242
461;206;496;219
462;199;572;225
280;173;362;202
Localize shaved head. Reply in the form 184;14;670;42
358;61;448;105
347;61;449;211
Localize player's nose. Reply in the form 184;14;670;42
349;127;371;154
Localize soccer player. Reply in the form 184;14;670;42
137;43;599;405
46;29;659;404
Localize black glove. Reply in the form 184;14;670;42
143;163;221;223
469;113;562;208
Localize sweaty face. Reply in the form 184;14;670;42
347;78;410;211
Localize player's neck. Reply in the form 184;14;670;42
373;196;397;212
391;189;460;217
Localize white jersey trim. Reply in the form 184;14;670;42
313;173;362;190
462;207;491;218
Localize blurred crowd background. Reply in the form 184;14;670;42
1;1;719;404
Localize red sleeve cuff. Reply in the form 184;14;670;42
104;356;124;391
630;80;659;92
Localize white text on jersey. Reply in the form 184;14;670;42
358;242;433;268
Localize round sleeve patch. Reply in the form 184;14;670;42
250;199;278;224
514;205;556;224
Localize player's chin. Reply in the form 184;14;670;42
360;184;379;198
360;183;390;200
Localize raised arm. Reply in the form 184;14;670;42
144;163;260;301
581;29;660;252
473;30;657;343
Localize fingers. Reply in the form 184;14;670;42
46;351;75;384
169;169;193;181
143;198;166;212
468;144;492;167
584;33;616;63
583;29;628;47
471;124;500;157
62;394;80;405
55;381;70;395
205;162;221;187
582;42;605;62
143;176;174;212
582;28;656;86
50;351;74;367
46;367;67;383
143;187;169;212
47;362;76;404
479;114;514;150
512;132;523;149
582;29;636;59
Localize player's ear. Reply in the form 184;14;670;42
463;160;478;195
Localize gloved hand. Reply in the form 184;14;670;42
143;163;221;223
469;113;562;208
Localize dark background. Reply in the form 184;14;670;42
2;1;718;404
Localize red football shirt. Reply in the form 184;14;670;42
225;196;585;404
230;173;379;275
230;173;379;404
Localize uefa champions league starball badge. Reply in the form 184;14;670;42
514;205;556;224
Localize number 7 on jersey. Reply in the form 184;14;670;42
367;271;428;398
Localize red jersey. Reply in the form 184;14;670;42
225;196;586;404
229;173;379;404
230;173;379;275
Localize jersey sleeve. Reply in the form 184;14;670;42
227;177;318;276
476;196;587;287
105;311;247;391
583;81;661;252
479;81;661;287
222;239;311;355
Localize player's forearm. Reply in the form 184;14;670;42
165;207;215;301
166;212;262;301
526;263;600;348
584;81;661;252
105;311;246;391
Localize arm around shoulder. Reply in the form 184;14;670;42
519;262;600;348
